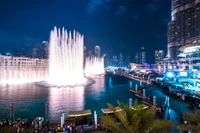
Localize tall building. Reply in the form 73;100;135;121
32;48;39;58
126;56;130;66
118;53;123;67
140;47;146;64
104;54;110;67
155;50;164;64
94;45;100;57
168;0;200;62
41;41;48;59
112;56;118;67
134;53;139;64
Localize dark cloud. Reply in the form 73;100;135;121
116;5;127;16
86;0;112;15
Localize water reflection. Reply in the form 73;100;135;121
0;76;133;121
0;84;48;119
48;86;84;119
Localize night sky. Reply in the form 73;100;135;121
0;0;171;63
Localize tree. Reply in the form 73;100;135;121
96;101;172;133
177;111;200;133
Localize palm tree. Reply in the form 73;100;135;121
96;100;172;133
177;111;200;133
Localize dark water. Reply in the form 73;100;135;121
0;74;140;121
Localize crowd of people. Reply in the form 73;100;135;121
0;118;31;133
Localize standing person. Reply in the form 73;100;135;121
80;125;83;132
69;125;72;133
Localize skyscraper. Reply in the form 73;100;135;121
32;48;39;58
140;47;146;64
94;45;100;57
155;50;164;64
118;53;123;67
126;56;130;66
134;53;139;64
113;56;118;67
41;41;48;59
168;0;200;62
104;54;109;67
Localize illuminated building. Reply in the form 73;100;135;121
112;56;118;67
178;42;200;70
155;50;164;64
168;0;200;62
134;53;139;64
0;55;48;84
104;54;110;67
94;45;100;57
140;47;146;64
41;41;48;59
118;53;123;67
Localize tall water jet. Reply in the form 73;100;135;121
84;57;105;76
48;27;85;86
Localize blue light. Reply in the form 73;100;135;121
180;72;187;77
167;72;174;77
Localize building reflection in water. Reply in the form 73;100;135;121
48;86;84;120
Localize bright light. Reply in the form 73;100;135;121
179;72;187;77
0;79;45;85
140;69;146;73
167;72;174;77
48;86;84;118
84;57;105;76
0;55;48;85
48;27;85;86
48;72;86;86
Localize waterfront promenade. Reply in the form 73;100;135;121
115;71;149;84
114;70;195;113
0;70;197;133
109;69;198;132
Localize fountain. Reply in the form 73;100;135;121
0;27;89;86
48;27;86;86
0;56;48;85
84;57;105;76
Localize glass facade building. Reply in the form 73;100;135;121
168;0;200;62
178;43;200;70
155;50;164;64
140;47;146;64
